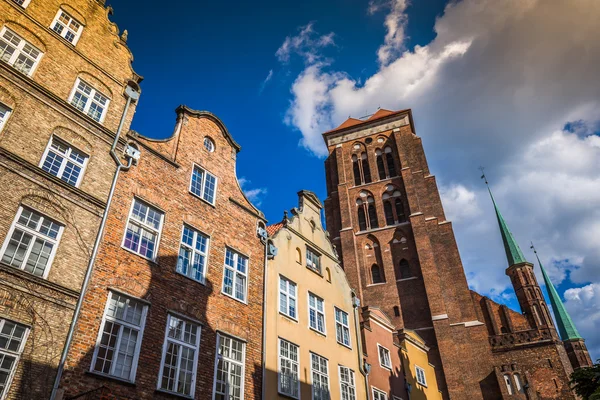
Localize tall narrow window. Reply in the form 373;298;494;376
415;365;427;386
190;165;217;205
311;353;329;400
503;374;513;395
0;207;63;278
177;225;209;283
123;199;164;260
50;10;83;44
385;147;396;177
279;276;297;320
395;198;406;223
339;366;356;400
278;339;299;398
368;204;378;229
513;373;524;394
41;137;88;187
352;155;361;186
308;293;326;334
376;150;386;180
214;334;245;400
399;259;410;279
306;247;321;274
532;304;543;326
0;28;43;76
0;103;11;132
384;201;394;225
357;205;367;231
222;248;248;302
372;387;388;400
361;153;371;184
371;265;383;284
378;345;391;369
68;79;110;123
92;291;148;382
158;314;201;397
0;318;29;399
335;308;351;347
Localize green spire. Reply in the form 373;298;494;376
532;245;582;340
480;170;527;266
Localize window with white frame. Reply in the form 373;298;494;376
311;353;329;400
68;78;110;123
278;339;299;398
123;199;163;260
214;334;245;400
92;291;148;382
308;293;325;335
222;248;248;302
0;207;63;278
177;225;209;283
279;276;297;320
372;387;388;400
415;365;427;386
306;246;321;273
0;27;43;76
339;365;356;400
10;0;31;8
40;137;88;186
204;137;215;152
50;10;83;44
0;103;11;132
335;308;351;347
0;319;29;400
190;165;217;205
158;314;201;397
378;345;391;369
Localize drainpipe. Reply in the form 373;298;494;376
50;83;141;400
352;291;371;400
260;235;272;400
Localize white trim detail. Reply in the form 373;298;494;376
431;314;449;321
40;136;89;187
377;344;392;370
0;318;30;400
50;9;84;45
0;102;11;132
277;338;300;398
67;78;110;123
0;27;43;77
121;198;164;262
212;333;246;400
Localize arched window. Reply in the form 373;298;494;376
325;267;331;282
358;206;367;231
503;374;513;395
295;248;302;264
385;147;396;177
513;374;524;393
395;198;406;223
383;201;394;225
371;264;383;284
368;203;378;229
376;150;386;180
543;305;553;327
393;306;400;317
361;153;372;184
352;155;361;186
399;259;410;279
532;304;543;326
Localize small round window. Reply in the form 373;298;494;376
204;137;215;152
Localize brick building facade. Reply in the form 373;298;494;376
0;0;140;398
322;108;591;399
57;105;267;399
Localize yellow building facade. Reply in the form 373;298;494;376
398;329;443;400
265;190;368;400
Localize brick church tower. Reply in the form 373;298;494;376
323;108;586;399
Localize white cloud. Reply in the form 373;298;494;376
275;22;335;65
439;183;482;223
259;69;274;94
238;177;268;207
564;283;600;362
374;0;409;65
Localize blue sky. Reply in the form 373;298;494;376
106;0;600;360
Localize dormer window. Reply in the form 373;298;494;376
51;10;83;45
190;165;217;205
0;27;43;77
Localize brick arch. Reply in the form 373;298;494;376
0;85;18;110
19;191;69;224
74;71;113;98
3;21;47;52
59;4;87;26
363;235;385;283
52;126;94;154
350;141;367;153
131;186;169;211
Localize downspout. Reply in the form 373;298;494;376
50;83;141;400
261;235;271;400
352;291;370;400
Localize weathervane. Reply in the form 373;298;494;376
530;241;538;254
479;166;489;185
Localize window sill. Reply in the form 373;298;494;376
189;191;216;208
306;266;323;277
349;175;401;190
279;312;298;323
120;245;159;264
277;391;300;400
85;370;136;387
155;388;194;399
337;341;352;350
380;364;393;371
176;271;207;287
221;290;248;305
309;326;327;337
366;282;387;287
396;276;417;282
356;222;410;235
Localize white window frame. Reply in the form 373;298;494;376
0;27;43;77
9;0;32;8
377;344;391;370
0;318;30;400
157;314;201;398
0;102;11;132
0;206;63;279
90;291;148;383
278;338;300;399
121;198;164;261
221;247;249;304
335;307;351;348
372;387;388;400
50;9;84;45
176;225;210;284
310;352;330;400
338;365;356;400
278;275;297;321
39;136;89;187
212;333;246;400
189;163;218;205
308;292;326;335
306;246;321;273
415;365;427;386
67;78;110;123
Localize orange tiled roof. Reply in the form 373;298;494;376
266;222;284;236
324;108;411;135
